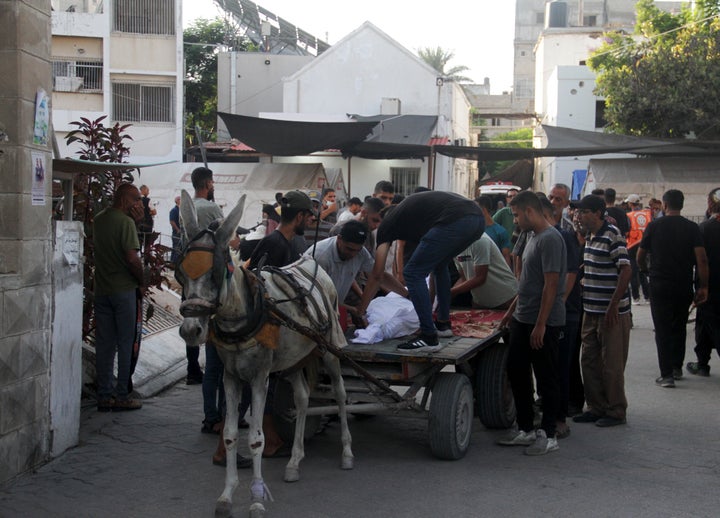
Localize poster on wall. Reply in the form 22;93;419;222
33;89;49;146
31;151;46;205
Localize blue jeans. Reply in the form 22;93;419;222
202;341;225;423
403;214;484;335
95;290;137;401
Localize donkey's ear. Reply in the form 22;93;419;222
180;190;200;240
216;194;246;247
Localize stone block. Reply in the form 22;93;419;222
0;334;20;386
0;378;36;434
0;146;19;193
16;2;51;62
3;284;51;336
0;195;20;239
0;240;20;274
0;428;20;482
0;2;19;51
0;98;40;149
17;415;49;474
20;193;52;240
21;239;51;285
17;52;52;106
0;51;19;100
19;330;50;381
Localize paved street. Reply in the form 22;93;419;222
1;305;719;518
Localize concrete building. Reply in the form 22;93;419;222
217;22;474;197
51;0;184;240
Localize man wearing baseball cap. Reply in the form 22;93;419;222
571;194;632;427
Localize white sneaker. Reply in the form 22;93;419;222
524;429;559;456
497;428;536;446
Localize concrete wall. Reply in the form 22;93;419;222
0;0;54;483
49;221;83;456
545;65;598;129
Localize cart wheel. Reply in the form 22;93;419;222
428;373;474;460
272;379;323;444
476;341;516;429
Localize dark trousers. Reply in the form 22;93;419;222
558;318;580;419
507;319;561;438
649;282;693;378
186;345;202;378
628;247;649;300
568;320;585;411
694;301;720;367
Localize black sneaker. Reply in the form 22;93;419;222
595;416;626;427
655;376;675;388
186;373;204;385
398;333;441;352
672;368;683;380
434;320;453;338
572;411;602;423
686;362;710;377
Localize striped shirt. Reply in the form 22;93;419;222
582;221;631;314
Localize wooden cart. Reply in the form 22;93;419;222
273;310;516;460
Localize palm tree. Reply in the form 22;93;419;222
417;46;472;83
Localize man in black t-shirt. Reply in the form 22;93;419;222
637;189;708;387
604;188;630;237
248;191;314;270
358;191;484;351
687;188;720;377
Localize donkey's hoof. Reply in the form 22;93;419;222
249;502;266;518
284;467;300;482
341;456;354;470
214;499;232;518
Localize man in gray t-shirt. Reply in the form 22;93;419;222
497;192;566;456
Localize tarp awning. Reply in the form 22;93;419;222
217;112;378;156
53;157;176;176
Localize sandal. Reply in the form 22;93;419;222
262;444;292;458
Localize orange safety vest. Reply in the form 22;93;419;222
626;209;652;249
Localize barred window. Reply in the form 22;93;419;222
390;167;420;197
112;82;174;123
52;59;103;92
113;0;175;35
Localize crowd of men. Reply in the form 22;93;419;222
92;166;719;461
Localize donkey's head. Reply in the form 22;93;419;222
175;190;246;330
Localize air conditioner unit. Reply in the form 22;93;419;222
55;76;83;92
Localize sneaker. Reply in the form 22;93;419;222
572;411;602;423
686;362;710;377
524;429;559;456
113;398;143;411
497;428;536;446
434;320;453;338
672;368;683;380
595;416;626;427
397;333;441;352
655;376;675;388
186;374;204;385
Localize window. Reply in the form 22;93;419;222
583;15;598;27
390;167;420;197
113;0;175;35
52;58;103;92
112;82;174;123
595;100;607;128
515;78;534;99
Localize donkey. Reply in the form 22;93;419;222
176;191;353;517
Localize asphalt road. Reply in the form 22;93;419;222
1;305;719;518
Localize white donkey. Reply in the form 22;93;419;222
175;191;353;517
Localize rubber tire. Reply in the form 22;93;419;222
428;373;474;460
476;341;516;429
272;378;323;444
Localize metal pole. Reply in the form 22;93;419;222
195;124;208;168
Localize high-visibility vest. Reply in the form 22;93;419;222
626;209;652;249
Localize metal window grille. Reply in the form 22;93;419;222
52;58;103;92
113;0;175;35
112;82;174;123
390;167;420;197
